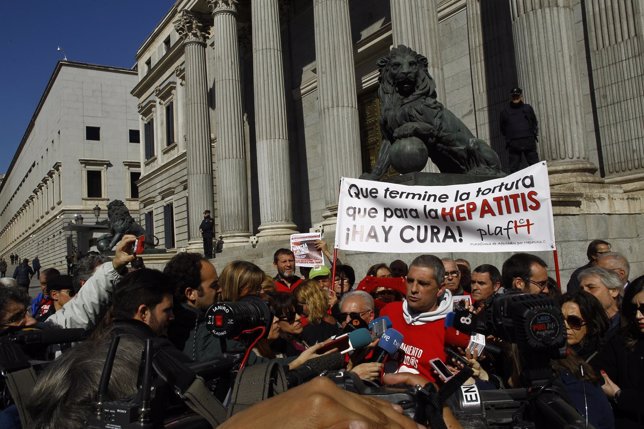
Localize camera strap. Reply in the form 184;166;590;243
181;376;228;426
227;360;288;417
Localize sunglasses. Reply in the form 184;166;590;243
277;311;302;324
339;310;371;320
563;315;586;330
633;303;644;314
444;270;460;278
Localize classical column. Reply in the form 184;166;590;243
510;0;598;185
174;11;215;243
209;0;250;243
252;0;298;237
314;0;362;222
390;0;444;99
390;0;441;173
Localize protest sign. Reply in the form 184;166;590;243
290;232;325;267
334;162;555;253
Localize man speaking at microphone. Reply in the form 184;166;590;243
380;255;468;382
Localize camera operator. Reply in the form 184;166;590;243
162;252;220;354
0;235;135;335
501;253;552;296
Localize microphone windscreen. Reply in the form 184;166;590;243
348;328;372;349
368;316;392;330
378;328;403;354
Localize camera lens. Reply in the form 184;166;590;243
205;295;272;338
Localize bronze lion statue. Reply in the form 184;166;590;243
361;45;502;180
96;200;156;252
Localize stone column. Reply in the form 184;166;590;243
510;0;598;185
209;0;250;243
390;0;445;99
314;0;362;222
174;11;215;243
252;0;298;237
390;0;441;172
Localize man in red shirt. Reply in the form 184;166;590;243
381;254;467;382
273;248;302;293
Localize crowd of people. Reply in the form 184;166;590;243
0;236;642;429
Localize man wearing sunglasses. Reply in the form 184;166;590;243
501;253;550;295
338;291;375;330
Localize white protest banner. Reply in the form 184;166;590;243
290;232;325;267
334;162;555;253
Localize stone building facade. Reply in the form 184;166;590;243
0;62;141;272
133;0;644;282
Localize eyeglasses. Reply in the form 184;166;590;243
0;308;29;327
528;279;549;291
444;270;460;278
563;315;586;330
376;289;397;296
339;310;372;320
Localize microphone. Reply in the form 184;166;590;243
445;309;477;333
316;328;372;354
373;328;403;363
286;352;345;388
368;316;392;339
1;328;87;345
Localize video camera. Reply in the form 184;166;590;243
446;292;592;428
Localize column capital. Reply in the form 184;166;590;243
208;0;238;15
174;10;209;44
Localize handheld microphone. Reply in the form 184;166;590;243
368;316;392;339
373;328;403;363
286;352;345;388
316;328;372;354
445;309;477;333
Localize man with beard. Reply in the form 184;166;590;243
273;249;302;293
163;252;221;359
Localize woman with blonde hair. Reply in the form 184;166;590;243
219;260;264;301
295;279;340;344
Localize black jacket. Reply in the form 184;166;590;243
500;102;538;141
592;332;644;428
